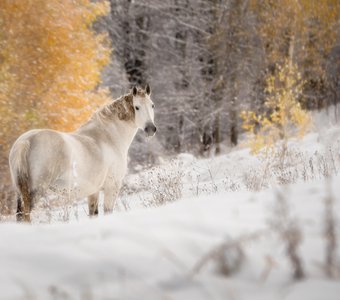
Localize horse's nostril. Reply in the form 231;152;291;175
144;123;156;135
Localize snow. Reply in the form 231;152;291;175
1;120;340;300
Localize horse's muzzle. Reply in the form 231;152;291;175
144;123;157;136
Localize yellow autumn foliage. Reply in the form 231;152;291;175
0;0;111;164
241;60;310;153
250;0;339;63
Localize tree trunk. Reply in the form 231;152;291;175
230;103;238;146
213;112;221;154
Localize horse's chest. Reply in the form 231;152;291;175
108;155;127;181
102;145;127;176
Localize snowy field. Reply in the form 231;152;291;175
1;114;340;300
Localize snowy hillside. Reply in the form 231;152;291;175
1;123;340;300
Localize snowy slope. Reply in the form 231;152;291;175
0;177;339;300
1;123;340;300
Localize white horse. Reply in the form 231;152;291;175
9;85;156;222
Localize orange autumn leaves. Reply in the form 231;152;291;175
0;0;111;156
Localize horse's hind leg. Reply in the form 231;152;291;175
17;177;33;223
16;193;33;222
88;192;99;217
16;194;23;222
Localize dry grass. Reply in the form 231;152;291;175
121;160;185;207
240;142;340;192
0;183;14;219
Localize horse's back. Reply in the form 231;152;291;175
10;129;72;190
13;129;67;161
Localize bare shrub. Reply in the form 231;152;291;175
115;194;131;211
323;182;338;278
126;160;185;207
222;175;240;192
125;140;340;204
301;156;315;182
185;164;222;196
120;173;150;196
242;145;303;191
252;143;340;189
188;174;220;196
327;147;338;176
268;146;303;185
300;150;340;182
242;167;268;191
316;152;332;178
274;168;299;185
188;173;201;197
30;189;81;223
268;190;305;280
147;165;184;206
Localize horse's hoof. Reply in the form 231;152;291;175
16;213;23;222
23;213;31;223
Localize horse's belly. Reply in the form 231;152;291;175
50;174;103;199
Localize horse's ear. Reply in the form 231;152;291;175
132;86;138;96
145;84;151;95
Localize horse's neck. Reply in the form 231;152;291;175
77;118;137;157
107;120;138;155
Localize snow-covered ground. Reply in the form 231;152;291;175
1;116;340;300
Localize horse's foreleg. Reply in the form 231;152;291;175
16;194;23;222
103;181;120;214
103;189;117;214
22;191;36;222
88;192;99;217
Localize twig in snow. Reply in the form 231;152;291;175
323;180;338;278
268;189;305;280
189;230;268;278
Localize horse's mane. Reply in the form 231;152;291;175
94;93;135;122
91;87;149;124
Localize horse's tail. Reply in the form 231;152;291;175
9;140;31;221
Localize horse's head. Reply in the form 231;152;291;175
131;84;156;137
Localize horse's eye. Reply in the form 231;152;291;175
152;104;155;109
135;106;140;111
